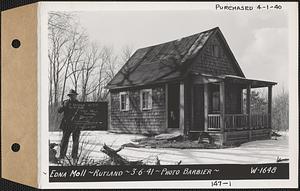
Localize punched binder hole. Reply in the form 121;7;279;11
11;39;21;48
11;143;20;152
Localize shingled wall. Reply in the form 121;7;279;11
190;33;240;77
109;85;167;135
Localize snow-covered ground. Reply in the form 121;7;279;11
49;131;289;165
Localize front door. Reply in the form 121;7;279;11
168;83;179;128
192;84;204;131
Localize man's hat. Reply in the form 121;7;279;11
67;89;78;96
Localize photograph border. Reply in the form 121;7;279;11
39;2;299;189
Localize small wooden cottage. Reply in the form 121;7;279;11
106;27;276;145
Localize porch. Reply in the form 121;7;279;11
207;113;270;131
188;74;277;145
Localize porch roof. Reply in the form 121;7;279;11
192;73;277;88
222;75;277;88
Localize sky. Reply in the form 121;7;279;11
73;8;290;95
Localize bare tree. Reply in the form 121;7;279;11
104;47;119;82
101;46;119;101
48;12;133;104
48;12;73;105
69;43;85;92
48;12;91;104
92;46;110;101
273;87;289;131
60;26;88;103
121;45;134;63
80;44;101;101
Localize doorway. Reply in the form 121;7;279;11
192;84;204;131
168;83;179;128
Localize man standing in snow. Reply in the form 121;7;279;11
58;89;80;161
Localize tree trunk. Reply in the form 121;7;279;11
61;59;71;103
101;144;143;166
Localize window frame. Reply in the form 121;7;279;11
119;91;129;111
140;89;153;111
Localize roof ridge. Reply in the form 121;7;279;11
135;27;219;51
106;27;223;89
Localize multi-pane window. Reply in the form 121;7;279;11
140;89;152;110
120;92;129;111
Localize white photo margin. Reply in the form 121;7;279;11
38;2;299;189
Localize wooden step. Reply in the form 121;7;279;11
197;132;214;144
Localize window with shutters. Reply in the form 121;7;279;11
120;92;129;111
140;89;152;110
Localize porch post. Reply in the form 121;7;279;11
268;86;273;130
204;84;208;132
179;81;185;134
219;82;226;145
241;88;244;113
246;84;252;140
165;84;168;130
191;84;194;132
108;92;112;130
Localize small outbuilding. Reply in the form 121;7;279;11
106;27;276;145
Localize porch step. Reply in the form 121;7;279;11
198;132;214;144
199;137;211;144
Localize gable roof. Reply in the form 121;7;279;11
106;27;244;89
